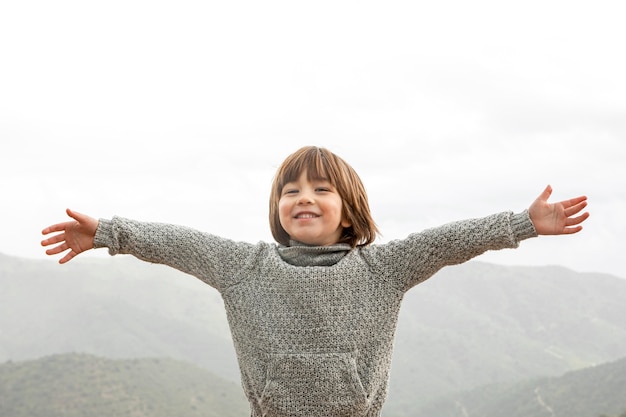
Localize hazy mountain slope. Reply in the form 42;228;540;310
2;353;625;417
2;253;626;413
387;262;626;412
0;253;239;381
0;353;249;417
413;356;626;417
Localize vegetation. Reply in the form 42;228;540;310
1;353;625;417
599;411;626;417
0;354;249;417
411;356;626;417
3;253;626;415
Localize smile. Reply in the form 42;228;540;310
295;213;319;219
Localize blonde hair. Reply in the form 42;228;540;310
269;146;379;247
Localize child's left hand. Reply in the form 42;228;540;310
528;185;589;235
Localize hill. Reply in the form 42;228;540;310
386;262;626;414
414;355;626;417
1;353;625;417
2;253;626;413
0;353;249;417
0;253;239;380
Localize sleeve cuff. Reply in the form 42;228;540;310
93;218;115;251
511;210;538;242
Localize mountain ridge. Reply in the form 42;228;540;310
1;352;624;417
414;355;626;417
2;252;626;411
0;353;249;417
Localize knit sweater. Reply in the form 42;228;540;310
94;210;537;417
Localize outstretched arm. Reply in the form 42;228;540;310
41;209;99;264
528;185;589;235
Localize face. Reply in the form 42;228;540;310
278;171;352;246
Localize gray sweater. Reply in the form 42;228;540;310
94;210;537;417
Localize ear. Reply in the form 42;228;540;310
341;217;352;228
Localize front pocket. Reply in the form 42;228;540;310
259;351;369;417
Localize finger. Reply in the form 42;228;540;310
562;225;583;234
41;221;71;235
41;232;66;247
566;212;590;227
537;185;553;202
59;250;76;264
560;195;588;209
67;208;79;221
45;242;69;256
67;208;89;223
564;200;588;217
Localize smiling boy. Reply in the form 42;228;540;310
41;146;588;416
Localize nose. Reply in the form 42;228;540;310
297;189;315;205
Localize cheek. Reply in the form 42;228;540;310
277;199;290;224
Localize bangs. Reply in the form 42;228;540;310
276;147;338;189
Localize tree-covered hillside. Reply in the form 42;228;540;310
413;356;626;417
1;353;625;417
0;354;249;417
3;253;626;413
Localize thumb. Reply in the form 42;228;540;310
66;208;88;223
537;185;553;203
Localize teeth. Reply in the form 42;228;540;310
296;213;317;219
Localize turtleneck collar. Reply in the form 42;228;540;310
278;240;352;267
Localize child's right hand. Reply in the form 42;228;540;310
41;209;99;264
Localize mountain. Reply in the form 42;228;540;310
0;253;239;381
413;355;626;417
386;261;626;414
1;353;625;417
0;353;249;417
2;252;626;413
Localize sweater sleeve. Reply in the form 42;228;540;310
93;216;256;291
363;210;537;292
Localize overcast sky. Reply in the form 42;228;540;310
1;0;624;278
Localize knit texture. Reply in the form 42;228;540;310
94;210;536;417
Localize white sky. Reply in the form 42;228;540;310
1;0;624;278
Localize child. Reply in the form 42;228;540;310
41;146;588;417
